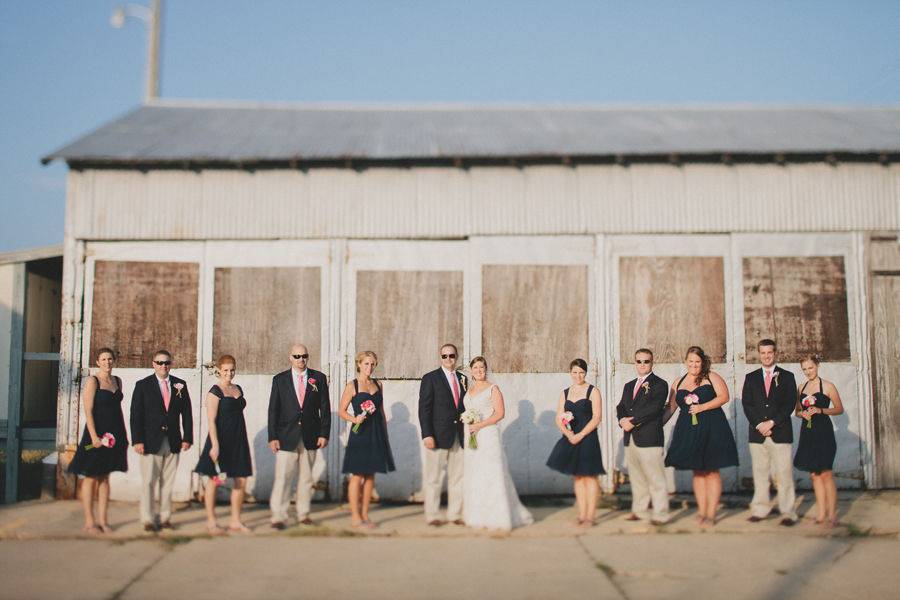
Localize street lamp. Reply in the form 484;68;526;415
111;0;162;102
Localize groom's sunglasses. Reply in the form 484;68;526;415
291;354;309;360
153;360;172;366
441;353;457;359
635;359;652;365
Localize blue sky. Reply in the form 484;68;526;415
1;1;898;252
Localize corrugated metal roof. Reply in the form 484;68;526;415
0;244;63;265
43;100;900;165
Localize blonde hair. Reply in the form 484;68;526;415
799;353;821;366
355;350;378;373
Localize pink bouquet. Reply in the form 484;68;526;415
561;411;575;431
85;432;115;451
352;400;377;433
212;462;227;486
684;394;700;426
801;395;816;429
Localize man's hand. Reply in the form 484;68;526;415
317;437;328;449
619;417;635;432
134;443;145;455
269;440;281;454
756;420;775;436
423;436;436;450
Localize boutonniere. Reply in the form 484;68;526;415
641;382;650;394
308;378;318;392
773;372;780;387
459;374;467;392
173;382;184;398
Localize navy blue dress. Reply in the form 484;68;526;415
546;385;606;476
793;378;837;473
68;377;129;477
341;380;395;474
665;376;738;471
195;385;253;478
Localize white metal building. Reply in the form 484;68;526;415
43;102;900;502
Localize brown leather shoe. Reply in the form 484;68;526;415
747;515;764;523
299;517;314;526
271;521;286;530
142;522;158;532
452;519;465;526
779;518;796;527
427;520;443;527
625;513;641;521
158;521;174;530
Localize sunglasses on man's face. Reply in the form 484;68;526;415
154;360;172;366
292;354;309;360
635;359;652;365
441;353;457;360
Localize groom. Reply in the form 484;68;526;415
418;343;467;526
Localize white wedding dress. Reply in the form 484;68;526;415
463;384;534;530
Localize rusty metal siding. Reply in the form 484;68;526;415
68;163;900;240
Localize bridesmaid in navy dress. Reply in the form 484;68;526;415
665;346;738;527
339;351;395;528
195;355;253;534
68;347;128;534
547;358;605;527
794;353;844;527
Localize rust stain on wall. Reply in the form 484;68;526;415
482;264;588;373
90;261;199;368
213;267;321;373
742;256;850;363
356;270;463;378
619;256;726;363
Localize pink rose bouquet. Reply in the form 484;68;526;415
801;395;816;429
352;399;376;433
85;432;115;451
684;394;700;426
561;411;575;431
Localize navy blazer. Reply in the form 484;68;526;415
130;374;193;454
741;366;797;444
418;368;467;449
267;368;331;451
616;372;668;448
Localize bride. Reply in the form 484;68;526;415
462;356;533;531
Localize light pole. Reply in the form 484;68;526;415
111;0;162;102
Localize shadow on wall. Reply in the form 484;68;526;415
502;400;569;494
251;427;276;501
379;402;421;500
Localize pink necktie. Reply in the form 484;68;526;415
764;370;772;396
633;378;643;400
451;374;460;408
161;381;171;411
297;374;306;409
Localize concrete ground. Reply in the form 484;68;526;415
1;491;899;599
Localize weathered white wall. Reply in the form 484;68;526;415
0;263;14;420
68;231;877;502
67;163;900;240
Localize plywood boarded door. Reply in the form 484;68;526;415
471;235;598;494
200;240;335;502
607;234;735;492
342;240;466;501
82;242;205;502
732;233;863;490
872;275;900;487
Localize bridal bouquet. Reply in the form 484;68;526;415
561;411;575;431
801;395;817;429
85;432;115;451
212;461;227;486
684;394;700;426
352;400;377;433
460;409;482;449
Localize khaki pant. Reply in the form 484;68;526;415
270;447;316;523
625;444;670;522
422;444;464;522
139;437;179;525
749;438;797;520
